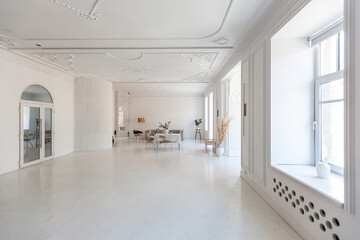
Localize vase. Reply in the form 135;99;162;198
164;129;169;134
316;161;330;179
216;145;224;157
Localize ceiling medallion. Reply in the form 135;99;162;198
124;67;156;74
49;0;101;21
213;37;229;45
0;36;16;47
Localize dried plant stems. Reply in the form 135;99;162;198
217;112;232;147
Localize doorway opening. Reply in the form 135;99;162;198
20;85;54;167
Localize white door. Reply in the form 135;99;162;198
20;103;54;167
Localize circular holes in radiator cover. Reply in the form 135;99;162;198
326;221;333;230
319;209;326;217
333;217;340;227
314;212;320;220
332;234;340;240
320;223;326;232
299;208;304;215
304;205;309;212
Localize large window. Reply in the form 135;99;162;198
205;96;208;131
209;92;214;139
316;31;344;174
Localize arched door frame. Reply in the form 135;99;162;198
19;84;55;168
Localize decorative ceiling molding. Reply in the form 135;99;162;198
212;0;298;85
0;35;16;47
181;53;218;70
35;53;75;71
137;78;161;83
181;72;208;82
123;67;157;74
49;0;101;21
27;0;233;41
105;53;119;60
213;36;229;45
125;54;144;61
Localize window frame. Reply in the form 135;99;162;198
315;30;344;175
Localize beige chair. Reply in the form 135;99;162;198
134;133;142;142
205;139;216;153
145;133;155;149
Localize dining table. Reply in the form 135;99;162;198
153;133;182;150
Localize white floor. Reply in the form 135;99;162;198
0;140;302;240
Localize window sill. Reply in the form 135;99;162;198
272;164;344;207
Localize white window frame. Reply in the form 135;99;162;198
315;30;344;175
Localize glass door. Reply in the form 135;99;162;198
44;108;53;158
23;106;41;164
21;105;54;166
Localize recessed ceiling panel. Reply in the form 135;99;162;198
0;0;232;40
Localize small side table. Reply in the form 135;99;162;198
195;129;202;140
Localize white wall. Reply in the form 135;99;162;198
0;49;75;175
271;38;315;165
128;96;204;139
75;78;113;151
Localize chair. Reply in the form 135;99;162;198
133;130;143;142
157;135;171;151
145;133;155;149
205;139;216;153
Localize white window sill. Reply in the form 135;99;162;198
272;164;344;206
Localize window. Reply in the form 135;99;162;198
315;31;344;174
319;31;344;76
209;92;214;139
205;97;208;131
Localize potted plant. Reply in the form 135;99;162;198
194;119;202;129
216;113;232;157
159;121;171;134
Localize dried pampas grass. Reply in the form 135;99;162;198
217;112;232;147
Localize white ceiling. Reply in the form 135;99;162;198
0;0;266;95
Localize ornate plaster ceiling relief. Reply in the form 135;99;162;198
105;53;120;60
125;54;144;61
181;53;218;70
0;36;16;47
123;67;156;74
35;53;75;71
49;0;102;21
181;72;208;82
213;36;229;45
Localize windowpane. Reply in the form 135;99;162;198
205;97;208;131
321;101;344;167
339;31;344;71
320;34;338;76
320;79;344;101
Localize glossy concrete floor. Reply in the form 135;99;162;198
0;140;302;240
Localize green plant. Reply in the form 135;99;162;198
194;119;202;127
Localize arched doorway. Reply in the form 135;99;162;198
20;85;54;167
